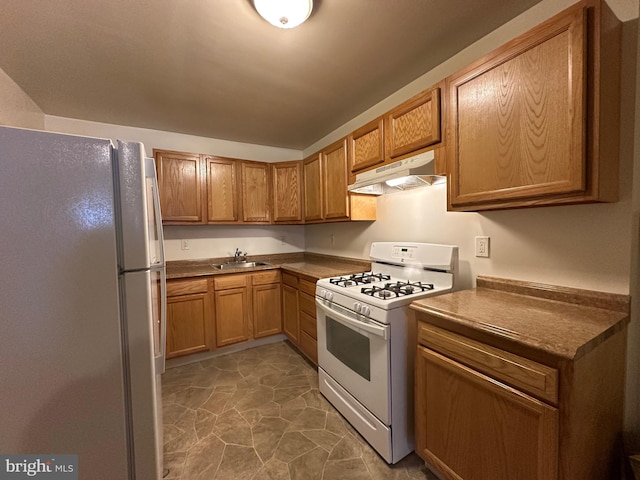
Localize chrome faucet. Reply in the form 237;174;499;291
233;248;247;262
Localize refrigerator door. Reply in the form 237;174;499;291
0;126;131;477
116;142;167;374
117;141;165;271
121;269;163;480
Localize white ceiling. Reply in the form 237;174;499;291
1;0;560;149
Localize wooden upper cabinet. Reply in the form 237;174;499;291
349;117;384;174
322;138;350;221
205;156;238;223
303;153;323;222
385;87;441;161
272;161;303;223
240;161;271;223
447;0;620;211
154;149;204;224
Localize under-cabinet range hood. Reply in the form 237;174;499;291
347;150;445;195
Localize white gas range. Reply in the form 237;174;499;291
315;242;458;464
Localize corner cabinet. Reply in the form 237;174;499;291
446;0;621;211
303;139;376;224
281;271;318;364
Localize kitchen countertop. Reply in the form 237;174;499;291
410;275;630;361
166;252;371;281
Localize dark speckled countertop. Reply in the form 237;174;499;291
166;252;371;281
410;275;630;361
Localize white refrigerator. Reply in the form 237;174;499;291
0;126;166;479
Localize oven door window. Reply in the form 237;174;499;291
326;316;370;381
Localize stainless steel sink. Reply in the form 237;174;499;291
211;261;270;270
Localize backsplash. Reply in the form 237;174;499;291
162;225;305;261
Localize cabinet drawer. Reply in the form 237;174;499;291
299;277;316;296
300;292;316;317
282;272;299;288
418;322;558;405
167;278;208;297
214;274;248;290
299;330;318;365
252;270;281;286
300;311;317;339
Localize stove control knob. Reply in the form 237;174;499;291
361;306;371;316
325;291;334;301
319;289;326;298
354;302;361;313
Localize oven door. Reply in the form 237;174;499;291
316;298;391;424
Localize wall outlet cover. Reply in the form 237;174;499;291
475;236;489;257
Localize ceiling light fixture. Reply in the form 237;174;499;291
254;0;313;29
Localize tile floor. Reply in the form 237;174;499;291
162;341;439;480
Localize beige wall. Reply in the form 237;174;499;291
0;67;44;129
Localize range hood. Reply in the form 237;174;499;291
348;150;445;195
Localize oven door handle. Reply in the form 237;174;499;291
316;299;388;340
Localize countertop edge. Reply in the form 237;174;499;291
411;279;630;362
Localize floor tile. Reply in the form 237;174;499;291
161;341;437;480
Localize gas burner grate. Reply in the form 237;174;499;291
329;272;391;287
360;281;435;299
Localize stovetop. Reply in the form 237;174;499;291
329;272;435;299
316;242;458;319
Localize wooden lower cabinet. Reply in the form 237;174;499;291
415;320;627;480
253;274;282;338
416;346;558;480
166;278;213;358
214;270;282;348
214;285;250;347
282;271;318;364
282;283;299;342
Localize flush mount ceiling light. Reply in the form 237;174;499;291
254;0;313;29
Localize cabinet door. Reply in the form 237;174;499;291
155;150;204;224
415;346;558;480
272;161;303;223
303;154;323;222
447;7;587;211
166;292;212;358
349;117;384;174
322;138;349;221
241;161;271;223
282;283;299;342
214;287;249;347
205;156;238;222
385;87;441;160
253;283;282;338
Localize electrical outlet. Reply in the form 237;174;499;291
475;236;489;257
330;234;335;246
181;239;190;250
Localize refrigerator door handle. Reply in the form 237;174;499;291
155;266;167;374
146;157;165;268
